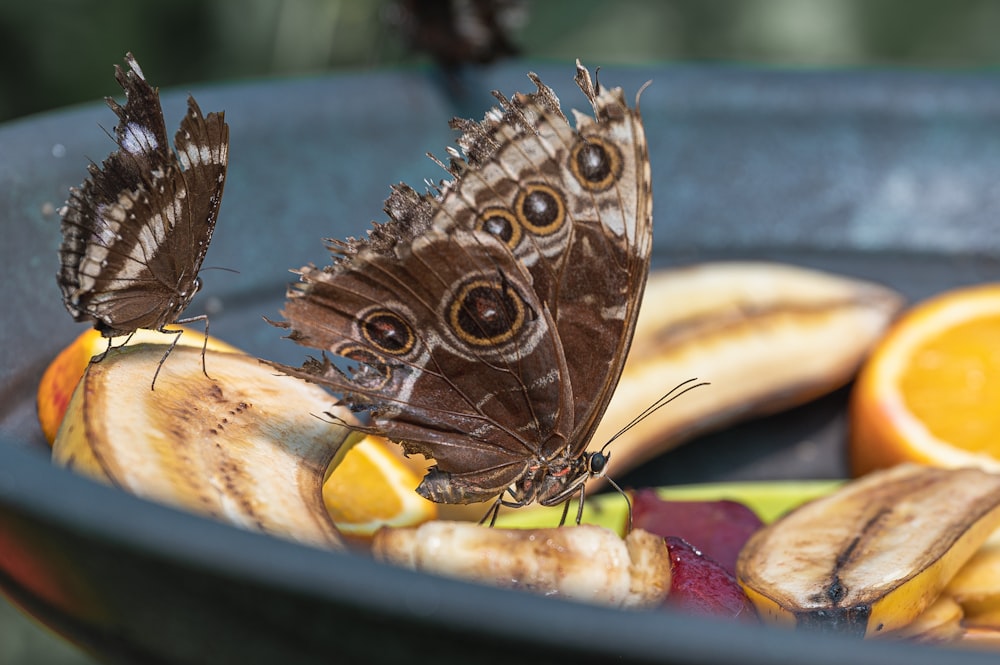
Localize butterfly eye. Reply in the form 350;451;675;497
570;137;622;192
514;184;565;236
587;451;608;477
448;278;527;346
359;309;415;355
477;207;522;249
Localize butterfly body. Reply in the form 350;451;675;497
274;63;651;513
58;54;228;356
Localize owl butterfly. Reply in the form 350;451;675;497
272;61;652;523
57;53;229;389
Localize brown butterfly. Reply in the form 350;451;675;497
271;62;651;522
57;53;229;389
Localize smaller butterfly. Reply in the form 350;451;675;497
57;53;229;389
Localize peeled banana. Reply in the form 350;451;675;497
589;261;904;482
737;464;1000;637
51;344;347;549
372;521;671;609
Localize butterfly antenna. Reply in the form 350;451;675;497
599;378;709;456
199;265;241;275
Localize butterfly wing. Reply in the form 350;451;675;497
425;63;653;454
275;229;576;503
272;64;650;504
58;53;228;336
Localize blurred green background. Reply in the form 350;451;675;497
5;0;1000;123
3;0;1000;662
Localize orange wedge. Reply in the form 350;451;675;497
37;327;238;444
849;284;1000;476
323;433;437;539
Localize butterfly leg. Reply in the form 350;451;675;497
479;496;504;527
92;331;135;364
174;313;213;381
574;484;587;525
555;498;570;526
153;311;212;391
149;327;186;390
479;488;532;527
555;485;586;527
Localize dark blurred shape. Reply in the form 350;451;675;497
389;0;524;68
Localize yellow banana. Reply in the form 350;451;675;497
883;594;964;643
52;344;346;549
737;464;1000;637
943;530;1000;625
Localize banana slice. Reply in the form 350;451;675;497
737;464;1000;637
590;262;904;480
373;521;671;609
52;344;346;549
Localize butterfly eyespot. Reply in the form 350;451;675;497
569;137;623;192
337;345;392;389
359;309;415;355
515;184;565;236
448;278;527;346
477;207;522;249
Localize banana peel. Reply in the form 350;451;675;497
737;464;1000;637
51;343;347;549
884;594;965;643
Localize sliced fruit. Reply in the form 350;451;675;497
662;536;756;621
372;521;671;609
849;283;1000;476
632;490;764;576
38;326;238;444
52;343;347;549
323;433;437;538
736;464;1000;637
590;262;904;486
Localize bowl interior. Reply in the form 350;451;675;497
3;62;1000;664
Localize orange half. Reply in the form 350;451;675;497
850;284;1000;476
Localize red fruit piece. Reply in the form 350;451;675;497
631;489;764;575
664;536;756;620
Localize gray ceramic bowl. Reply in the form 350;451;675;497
3;62;1000;664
